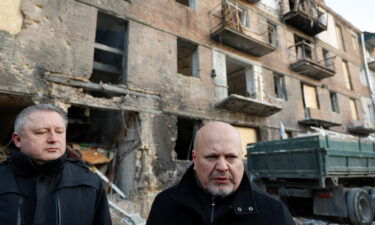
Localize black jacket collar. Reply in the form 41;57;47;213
8;149;65;177
172;165;259;221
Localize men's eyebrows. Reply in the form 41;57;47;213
203;151;217;156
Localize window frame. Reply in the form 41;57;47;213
177;38;200;78
302;83;319;109
176;0;197;10
329;91;339;113
92;11;128;84
335;23;346;51
349;98;359;120
342;60;353;90
274;73;287;100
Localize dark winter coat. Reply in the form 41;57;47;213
146;166;295;225
0;150;112;225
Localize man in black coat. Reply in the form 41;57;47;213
0;104;112;225
146;121;295;225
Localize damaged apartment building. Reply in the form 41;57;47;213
1;0;375;219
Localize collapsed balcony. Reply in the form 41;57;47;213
216;57;282;116
348;120;375;136
298;107;342;128
289;40;335;80
210;0;277;57
282;0;327;36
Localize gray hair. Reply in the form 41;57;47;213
14;104;68;135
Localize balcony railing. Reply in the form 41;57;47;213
210;0;277;57
288;40;335;80
282;0;327;36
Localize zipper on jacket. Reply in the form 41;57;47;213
17;196;23;225
210;196;216;224
56;194;61;225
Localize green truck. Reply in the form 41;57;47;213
247;135;375;225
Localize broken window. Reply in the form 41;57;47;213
67;106;139;195
294;35;312;60
274;73;287;100
330;92;339;113
234;126;257;158
342;60;353;90
176;0;196;9
349;98;359;120
177;38;199;77
267;22;277;46
335;23;345;51
322;49;334;70
174;117;201;160
91;12;128;84
226;56;255;98
302;83;319;109
225;1;250;30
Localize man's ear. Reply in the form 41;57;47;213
12;132;22;148
192;150;196;169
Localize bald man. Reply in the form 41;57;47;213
146;122;295;225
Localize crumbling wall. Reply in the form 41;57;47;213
125;112;178;217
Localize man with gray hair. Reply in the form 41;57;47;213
146;121;295;225
0;104;112;225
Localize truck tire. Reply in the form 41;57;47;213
370;188;375;213
346;188;374;225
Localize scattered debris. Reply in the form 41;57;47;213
91;166;126;199
69;143;111;165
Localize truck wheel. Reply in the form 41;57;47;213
370;188;375;214
346;188;374;225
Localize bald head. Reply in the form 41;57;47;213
192;121;244;197
194;121;242;154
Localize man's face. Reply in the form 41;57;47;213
193;122;244;197
12;110;66;162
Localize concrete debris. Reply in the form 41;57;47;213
109;200;146;225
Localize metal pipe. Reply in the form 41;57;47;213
361;32;375;103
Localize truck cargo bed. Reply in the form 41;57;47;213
247;135;375;187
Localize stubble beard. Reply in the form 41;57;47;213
207;172;235;198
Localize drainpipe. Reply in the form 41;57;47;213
361;32;375;104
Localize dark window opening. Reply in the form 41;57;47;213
177;38;199;77
330;92;339;113
67;106;126;148
226;56;255;98
174;117;201;160
176;0;196;9
0;94;33;162
274;73;287;100
322;49;334;70
91;12;128;85
267;22;277;46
